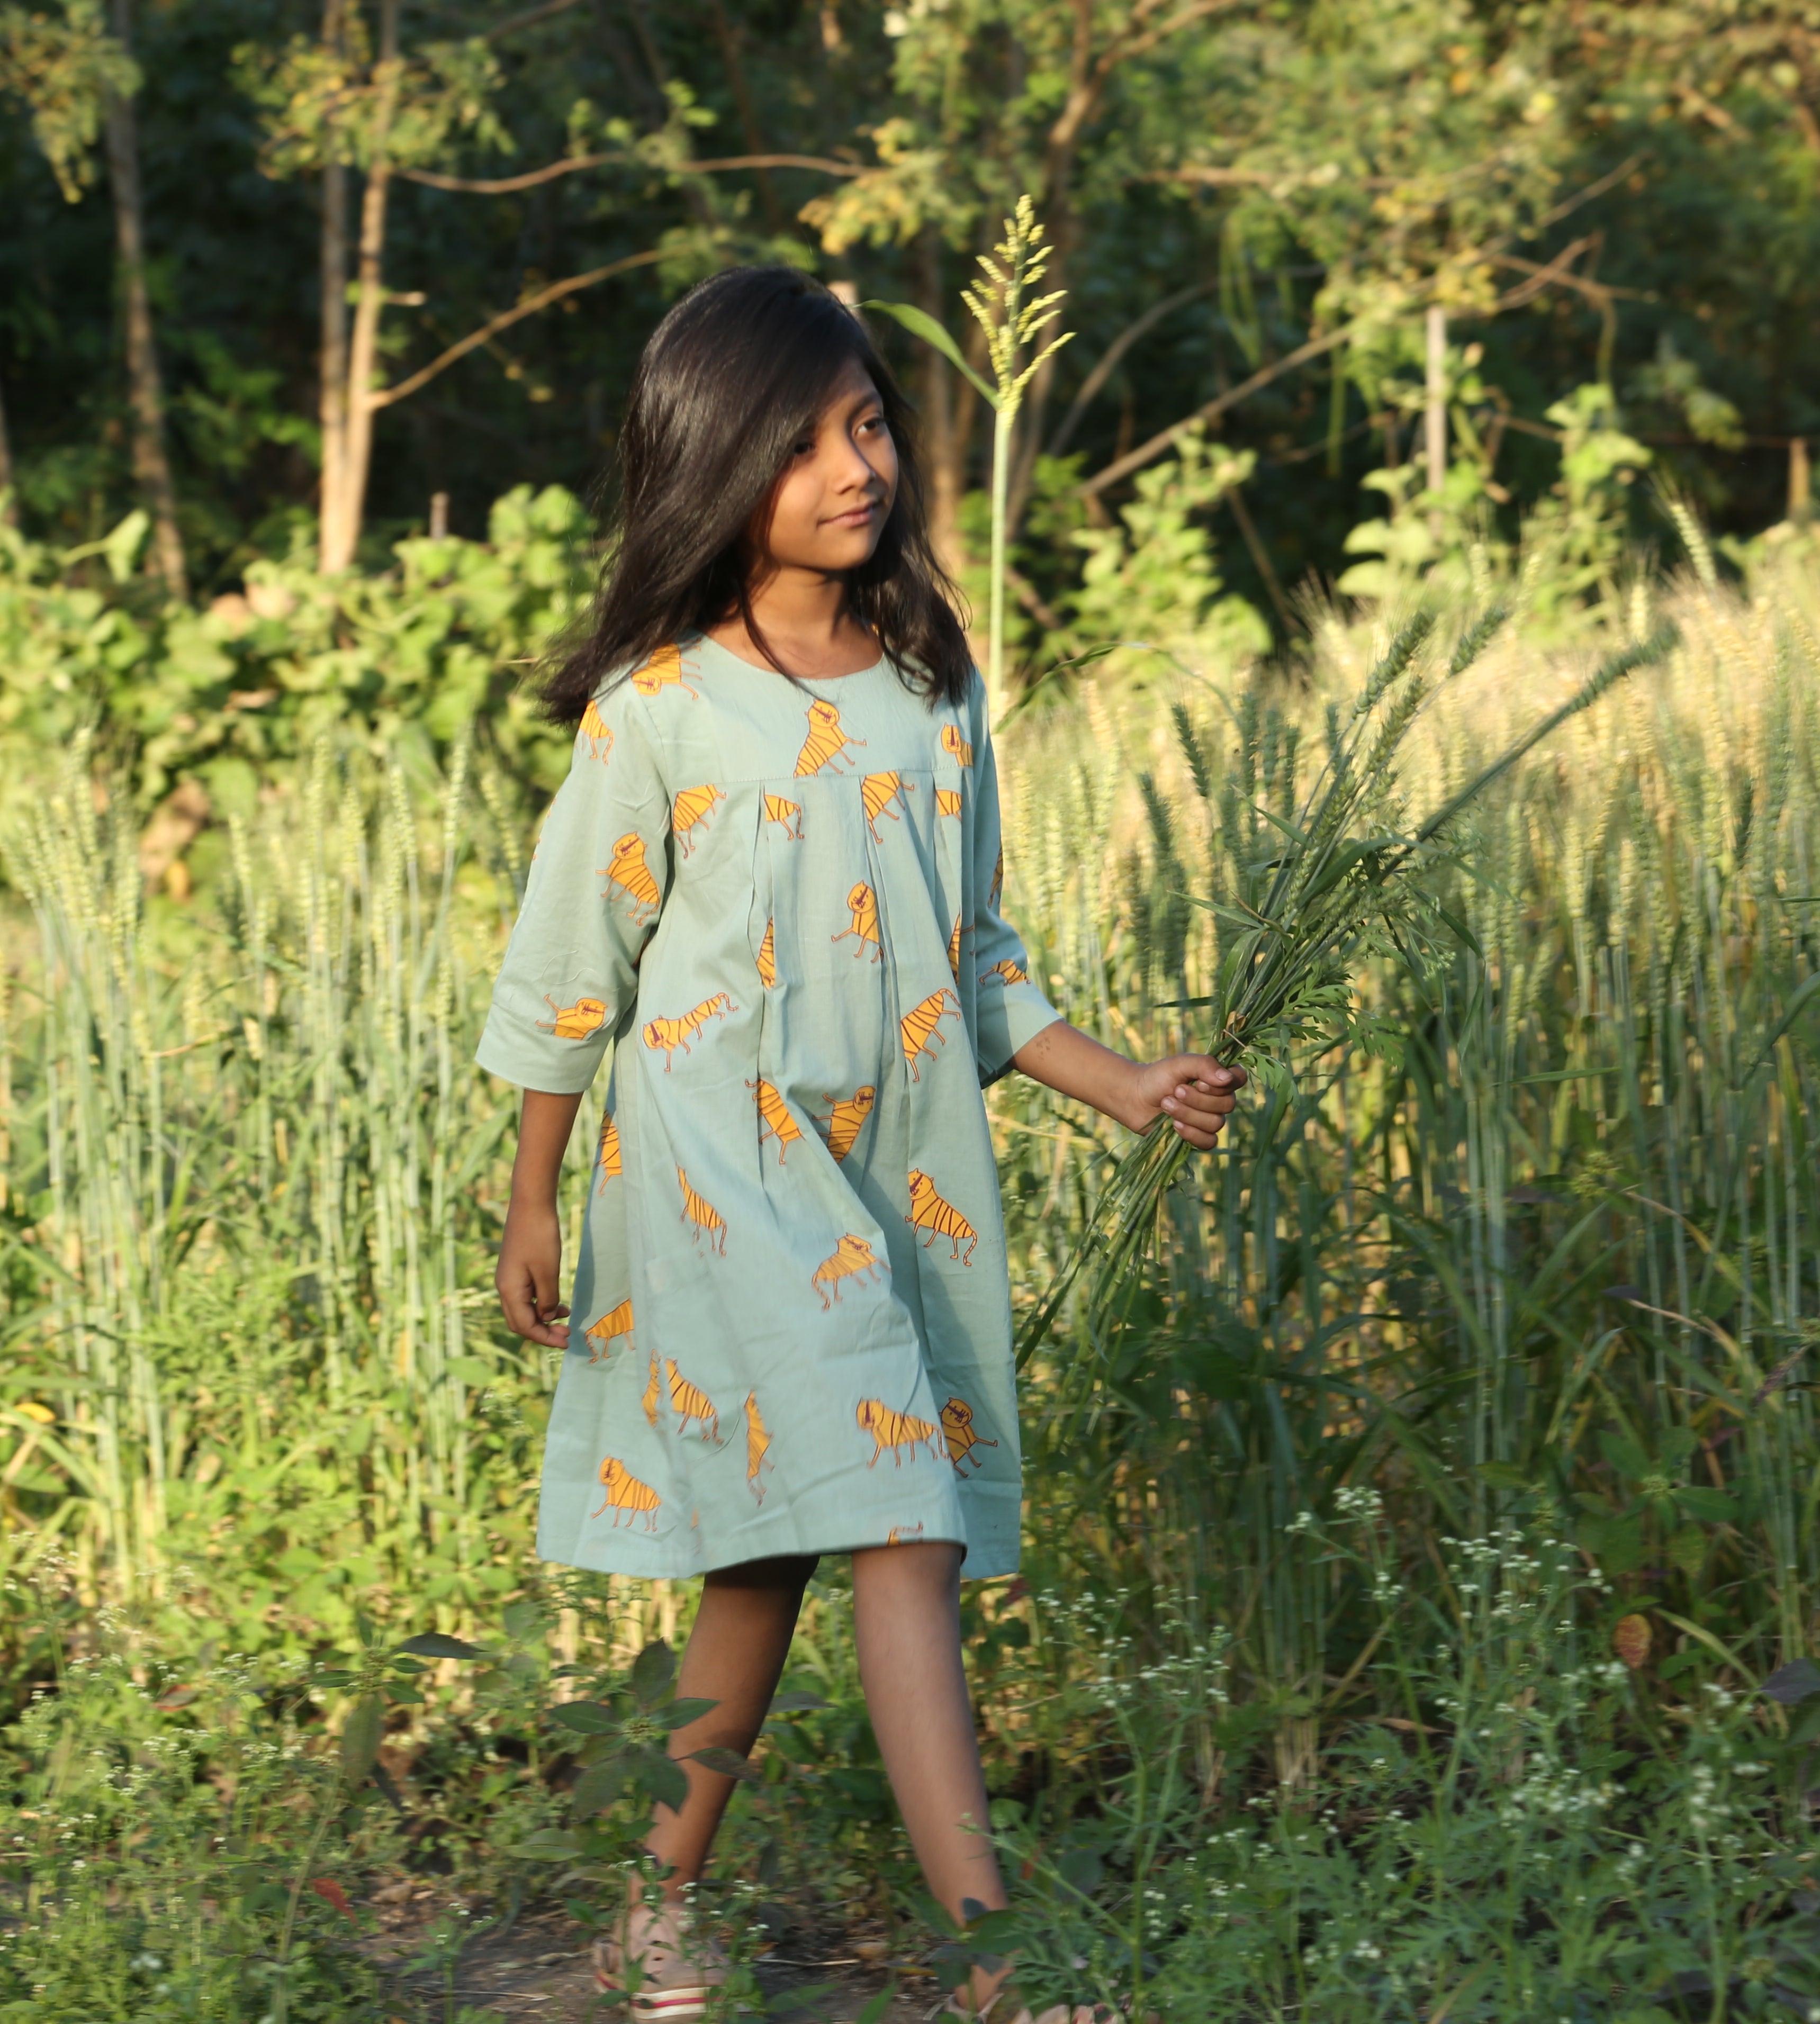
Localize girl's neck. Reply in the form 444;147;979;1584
707;563;879;680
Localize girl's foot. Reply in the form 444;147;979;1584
591;1899;729;2020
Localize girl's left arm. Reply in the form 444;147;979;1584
1011;1020;1244;1152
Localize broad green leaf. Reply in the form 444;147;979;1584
689;1746;758;1781
1671;1486;1736;1523
551;1700;619;1734
1598;1432;1651;1481
572;1757;631;1817
655;1696;719;1730
628;1746;689;1814
339;1695;383;1784
629;1639;675;1710
1763;1658;1820;1705
859;300;999;408
397;1632;486;1660
501;1598;543;1643
768;1690;831;1714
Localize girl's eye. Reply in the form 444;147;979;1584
792;438;815;458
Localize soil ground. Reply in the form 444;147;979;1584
366;1889;942;2021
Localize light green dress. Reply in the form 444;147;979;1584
476;634;1059;1579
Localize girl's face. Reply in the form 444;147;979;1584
757;355;899;576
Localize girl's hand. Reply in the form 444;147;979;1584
1125;1054;1246;1150
1012;1023;1247;1149
496;1198;571;1348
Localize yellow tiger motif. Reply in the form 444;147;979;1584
794;697;866;776
764;793;804;839
990;843;1004;909
601;833;662;918
584;1296;633;1363
832;882;883;962
886;1522;925;1545
756;917;777;988
935;787;963;819
941;723;974;768
745;1392;773;1504
593;1455;660;1528
900;988;961;1081
815;1084;876;1164
747;1077;803;1164
671;783;726;855
665;1358;722;1442
629;644;699;699
947;915;964;982
642;992;736;1070
906;1169;977;1264
979;956;1029;987
676;1165;727;1255
642;1349;662;1427
940;1396;999;1474
812;1233;882;1309
579;696;614;761
596;1110;622;1192
539;995;608;1039
861;770;913;839
856;1398;943;1468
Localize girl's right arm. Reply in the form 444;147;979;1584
476;682;673;1347
497;1089;584;1347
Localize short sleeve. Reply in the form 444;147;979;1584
968;684;1061;1083
475;684;671;1094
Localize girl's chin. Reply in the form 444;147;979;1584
778;532;885;572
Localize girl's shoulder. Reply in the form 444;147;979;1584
573;640;705;733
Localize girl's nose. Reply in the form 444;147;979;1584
834;433;880;490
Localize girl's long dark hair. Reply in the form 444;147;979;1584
542;266;972;722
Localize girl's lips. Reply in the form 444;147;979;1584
827;503;880;527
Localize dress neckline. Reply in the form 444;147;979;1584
692;631;887;684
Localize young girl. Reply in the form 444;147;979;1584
481;267;1242;2022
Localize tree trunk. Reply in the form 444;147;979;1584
1425;304;1447;493
707;0;780;232
317;0;349;571
0;373;16;527
321;0;400;574
103;0;187;598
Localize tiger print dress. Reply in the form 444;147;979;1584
476;635;1060;1579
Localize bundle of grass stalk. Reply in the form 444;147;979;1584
1017;607;1680;1362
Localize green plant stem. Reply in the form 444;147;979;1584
272;1769;341;2024
988;401;1012;715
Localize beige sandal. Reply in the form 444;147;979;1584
591;1899;729;2020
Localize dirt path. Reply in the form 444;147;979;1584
368;1898;943;2021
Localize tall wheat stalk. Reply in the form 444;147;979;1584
864;194;1071;714
1015;613;1681;1363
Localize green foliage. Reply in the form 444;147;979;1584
1070;428;1269;674
0;0;133;203
0;483;590;808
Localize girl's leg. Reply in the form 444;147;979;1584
852;1542;1009;2011
646;1552;819;1894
